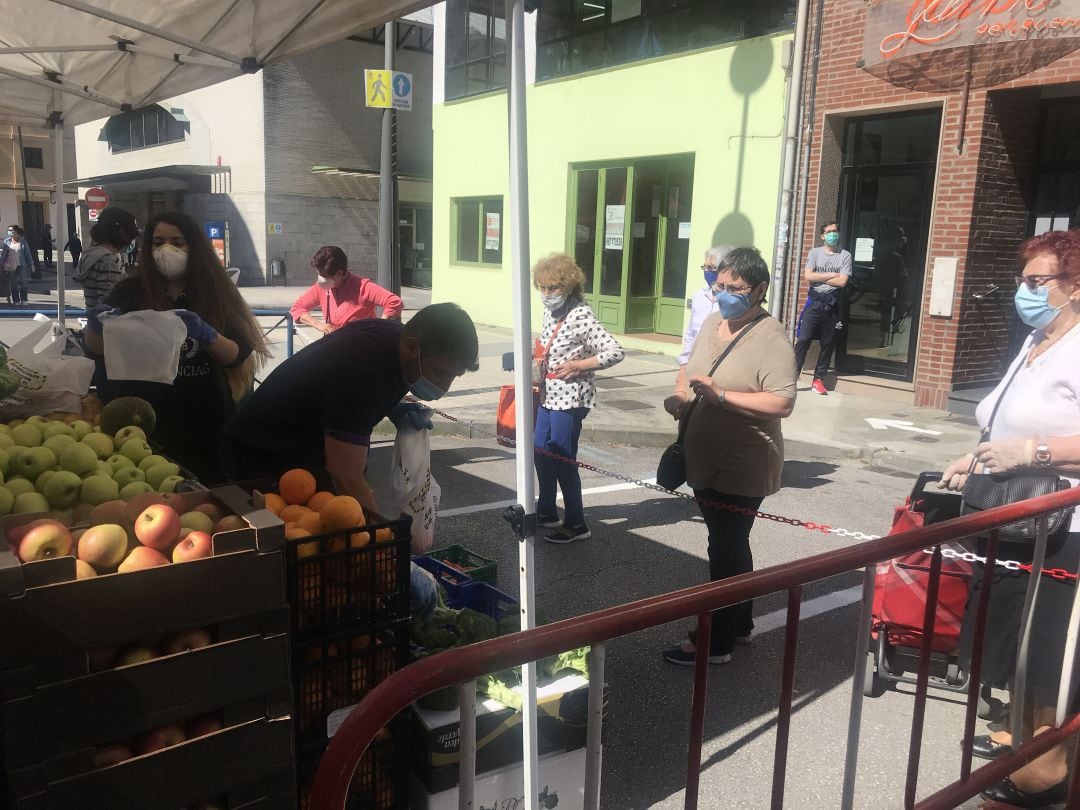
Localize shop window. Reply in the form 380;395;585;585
842;110;940;168
1031;99;1080;234
100;106;189;154
22;147;43;170
445;0;507;100
536;0;796;80
453;197;503;265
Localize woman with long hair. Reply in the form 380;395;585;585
84;211;269;482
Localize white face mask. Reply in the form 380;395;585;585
153;244;188;280
542;293;566;311
316;274;334;290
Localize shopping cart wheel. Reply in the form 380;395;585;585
863;651;878;697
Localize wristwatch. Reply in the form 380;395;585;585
717;388;726;405
1034;442;1052;467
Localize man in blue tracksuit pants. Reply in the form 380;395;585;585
794;221;851;395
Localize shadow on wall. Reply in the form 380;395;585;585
181;194;264;287
711;37;776;252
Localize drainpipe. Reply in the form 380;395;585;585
770;0;811;319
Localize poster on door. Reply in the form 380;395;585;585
604;205;625;250
485;212;500;250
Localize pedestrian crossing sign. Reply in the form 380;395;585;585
365;69;391;109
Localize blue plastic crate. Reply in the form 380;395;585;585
445;582;518;622
412;555;472;601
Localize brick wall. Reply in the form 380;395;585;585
791;0;1080;408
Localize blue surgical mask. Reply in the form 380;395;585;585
408;353;447;401
1014;283;1065;330
823;232;840;248
716;290;753;320
703;269;719;288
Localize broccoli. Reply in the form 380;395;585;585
455;608;497;644
498;615;520;636
0;367;18;400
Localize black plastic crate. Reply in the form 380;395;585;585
426;544;497;585
292;623;409;749
296;714;408;810
283;512;412;639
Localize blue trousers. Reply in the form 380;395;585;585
534;405;589;527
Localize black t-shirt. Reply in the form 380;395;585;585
101;278;252;481
223;319;407;474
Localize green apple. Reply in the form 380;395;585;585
106;454;135;474
0;448;9;476
0;433;14;451
157;475;184;494
80;433;114;460
59;443;99;477
0;486;13;516
81;474;120;506
13;447;57;482
0;423;10;435
137;454;169;472
113;467;146;488
44;470;84;509
7;447;22;466
146;463;180;490
41;421;74;440
13;491;50;515
11;423;43;448
43;434;76;458
120;439;152;465
114;426;147;445
70;420;93;440
25;416;46;426
5;478;35;498
180;511;215;533
96;460;113;477
50;507;74;525
119;481;155;501
35;470;55;492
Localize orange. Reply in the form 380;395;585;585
279;468;317;505
280;504;314;524
263;492;286;516
295;539;319;557
296;512;325;535
306;491;335;512
349;531;372;549
374;527;394;543
320;495;364;532
285;526;312;541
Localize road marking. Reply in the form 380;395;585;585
752;585;864;636
865;418;943;436
437;476;686;517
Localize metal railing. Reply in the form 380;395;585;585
311;485;1080;809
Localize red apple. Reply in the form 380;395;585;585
95;742;134;768
77;523;129;570
117;545;169;573
115;646;156;667
75;559;97;579
185;713;224;739
213;515;246;534
134;724;185;755
172;530;212;563
16;520;73;562
161;492;187;513
163;627;212;655
193;502;225;524
134;505;181;551
123;492;168;525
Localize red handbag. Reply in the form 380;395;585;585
496;385;540;447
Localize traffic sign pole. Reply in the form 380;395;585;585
377;20;399;295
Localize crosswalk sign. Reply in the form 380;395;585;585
365;69;391;109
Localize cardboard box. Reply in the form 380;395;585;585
409;746;593;810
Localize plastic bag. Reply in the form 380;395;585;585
102;310;188;385
0;320;95;418
391;425;441;554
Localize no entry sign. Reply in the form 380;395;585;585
85;187;109;210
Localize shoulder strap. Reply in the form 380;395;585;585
676;313;769;442
966;357;1025;473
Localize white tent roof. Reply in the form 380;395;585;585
0;0;431;128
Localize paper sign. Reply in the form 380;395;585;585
415;242;425;251
854;237;875;262
632;222;646;238
1053;216;1070;232
1034;216;1052;236
484;212;500;250
677;221;691;240
267;223;283;235
604;205;625;250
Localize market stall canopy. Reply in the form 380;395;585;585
0;0;432;128
859;0;1080;92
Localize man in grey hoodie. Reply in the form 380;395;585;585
75;207;138;308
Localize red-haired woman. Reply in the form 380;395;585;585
940;229;1080;807
84;212;269;482
289;246;403;334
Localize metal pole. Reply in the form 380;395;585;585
51;116;67;328
16;126;30;205
1012;516;1049;750
505;1;539;808
376;20;395;292
583;643;606;810
457;679;477;810
840;564;875;810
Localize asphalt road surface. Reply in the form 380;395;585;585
368;434;1006;810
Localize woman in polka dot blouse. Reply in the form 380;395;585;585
532;253;625;543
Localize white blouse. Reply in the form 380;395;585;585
538;300;624;411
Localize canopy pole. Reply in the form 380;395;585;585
50;114;67;328
377;20;399;295
505;1;539;808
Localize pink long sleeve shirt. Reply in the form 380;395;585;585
289;273;404;328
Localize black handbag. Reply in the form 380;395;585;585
656;314;767;491
960;359;1073;542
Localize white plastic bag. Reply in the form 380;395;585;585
0;321;95;418
102;310;188;384
391;426;441;554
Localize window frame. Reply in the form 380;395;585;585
104;106;188;154
445;0;507;101
451;196;505;267
21;147;44;170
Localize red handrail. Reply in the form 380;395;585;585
312;485;1080;809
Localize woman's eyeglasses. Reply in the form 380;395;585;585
711;283;752;295
1015;274;1062;290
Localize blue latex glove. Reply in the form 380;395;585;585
174;309;219;345
86;305;120;334
389;400;433;431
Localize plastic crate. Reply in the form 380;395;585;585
445;582;518;622
296;714;409;810
426;545;497;585
292;624;409;749
412;555;472;602
284;513;412;639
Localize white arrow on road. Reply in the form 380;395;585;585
865;418;943;436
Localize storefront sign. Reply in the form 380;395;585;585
863;0;1080;66
484;212;500;250
604;205;625;250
